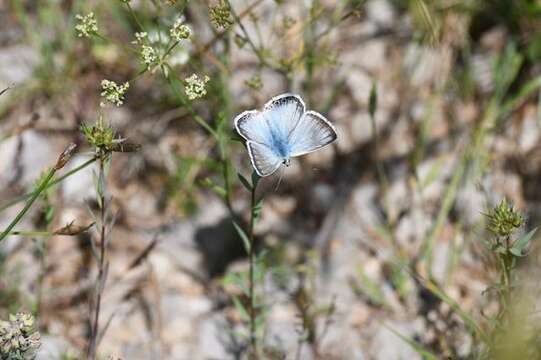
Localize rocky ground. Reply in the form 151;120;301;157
1;0;541;359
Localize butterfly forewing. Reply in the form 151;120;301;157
234;110;271;145
288;110;337;157
246;141;282;177
262;94;305;143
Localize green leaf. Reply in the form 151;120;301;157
233;220;251;253
222;272;248;295
510;227;537;257
238;172;252;191
232;296;250;321
212;185;227;199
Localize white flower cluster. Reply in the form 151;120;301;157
184;74;210;100
170;18;192;42
75;12;98;38
141;45;158;66
132;32;158;67
0;313;41;359
100;79;130;107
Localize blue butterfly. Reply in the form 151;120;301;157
234;93;338;177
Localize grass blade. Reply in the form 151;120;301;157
386;325;439;360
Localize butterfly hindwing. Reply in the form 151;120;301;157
289;110;337;157
246;140;282;177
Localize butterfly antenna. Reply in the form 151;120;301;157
274;167;285;192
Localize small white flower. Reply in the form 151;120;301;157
184;74;210;100
100;79;129;106
133;32;148;45
75;12;98;38
141;45;158;66
133;32;157;67
170;18;192;42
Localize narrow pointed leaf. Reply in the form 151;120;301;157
369;81;377;118
233;220;251;253
238;172;252;191
511;227;537;257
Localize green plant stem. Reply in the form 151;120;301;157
498;236;513;321
0;168;55;243
221;153;233;214
87;155;108;360
5;230;53;237
162;40;180;60
499;256;510;309
248;178;258;359
0;157;97;213
125;2;145;32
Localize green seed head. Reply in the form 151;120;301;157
486;199;524;238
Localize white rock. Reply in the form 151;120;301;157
431;241;450;284
366;0;396;28
404;45;452;88
0;45;40;89
518;107;540;152
455;181;485;226
61;155;97;202
351;183;382;232
0;130;57;187
196;314;233;359
37;335;78;360
346;70;373;106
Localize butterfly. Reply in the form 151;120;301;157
234;93;338;177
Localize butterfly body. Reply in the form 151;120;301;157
269;130;291;160
235;93;337;177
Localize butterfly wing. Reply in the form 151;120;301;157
246;141;282;177
235;93;305;144
234;110;271;145
262;93;305;141
288;110;337;157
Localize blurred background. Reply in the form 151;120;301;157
1;0;541;359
